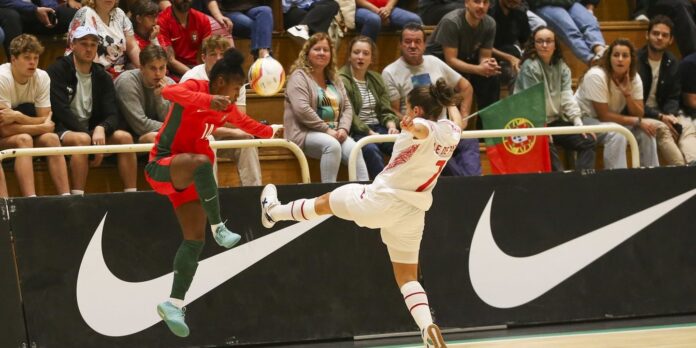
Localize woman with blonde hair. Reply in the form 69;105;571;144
284;32;369;182
67;0;141;77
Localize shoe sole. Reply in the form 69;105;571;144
260;184;277;228
157;307;190;337
425;324;446;348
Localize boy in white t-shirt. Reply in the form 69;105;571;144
260;80;460;348
0;34;70;197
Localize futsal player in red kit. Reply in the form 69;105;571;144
146;48;276;337
261;79;461;348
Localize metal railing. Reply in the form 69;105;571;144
348;125;640;181
0;138;312;184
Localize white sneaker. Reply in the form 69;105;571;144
422;324;447;348
634;14;649;22
260;184;279;228
287;25;309;40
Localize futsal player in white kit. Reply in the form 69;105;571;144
260;78;462;348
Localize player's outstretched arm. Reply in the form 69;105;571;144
224;107;274;139
161;80;213;110
400;116;430;139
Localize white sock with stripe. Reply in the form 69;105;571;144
401;281;433;330
269;198;319;221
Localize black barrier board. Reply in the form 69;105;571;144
9;167;696;347
11;187;412;347
0;200;27;347
423;167;696;327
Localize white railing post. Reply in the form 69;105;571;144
348;125;640;181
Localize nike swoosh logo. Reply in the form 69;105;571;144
77;214;330;337
469;188;696;309
204;195;217;202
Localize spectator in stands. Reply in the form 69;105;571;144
426;0;501;117
0;34;70;197
355;0;422;42
527;0;606;65
680;52;696;124
580;0;598;15
160;0;236;43
158;0;212;77
180;35;263;186
115;45;174;144
515;26;596;171
210;0;273;59
48;26;138;195
420;0;545;28
0;0;78;54
383;23;480;176
575;38;660;169
67;0;141;78
282;0;340;40
638;15;696;165
489;0;531;89
284;32;369;182
132;0;163;50
647;0;696;57
339;36;400;179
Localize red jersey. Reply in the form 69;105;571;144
157;7;212;67
150;79;273;162
134;32;166;50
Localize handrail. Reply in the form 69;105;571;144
348;125;640;181
0;138;312;184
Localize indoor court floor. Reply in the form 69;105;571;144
277;314;696;348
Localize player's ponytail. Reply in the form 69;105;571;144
407;78;459;120
209;47;246;84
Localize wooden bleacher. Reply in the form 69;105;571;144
0;2;657;196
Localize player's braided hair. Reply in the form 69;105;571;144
209;48;245;84
408;78;459;120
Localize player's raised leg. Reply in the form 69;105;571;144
170;153;241;248
260;183;332;228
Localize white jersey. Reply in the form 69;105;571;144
372;117;461;211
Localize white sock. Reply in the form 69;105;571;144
401;281;433;330
71;190;84;196
124;188;137;192
211;222;224;235
269;198;319;221
61;193;71;196
27;194;37;198
169;297;185;309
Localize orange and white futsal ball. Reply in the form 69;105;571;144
248;56;286;96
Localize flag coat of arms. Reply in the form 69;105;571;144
479;83;551;174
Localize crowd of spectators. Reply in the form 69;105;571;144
0;0;695;197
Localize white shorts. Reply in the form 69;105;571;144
329;183;425;264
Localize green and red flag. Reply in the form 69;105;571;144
479;83;551;174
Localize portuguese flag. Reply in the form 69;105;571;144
480;83;551;174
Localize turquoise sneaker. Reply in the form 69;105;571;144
157;301;189;337
213;224;241;248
